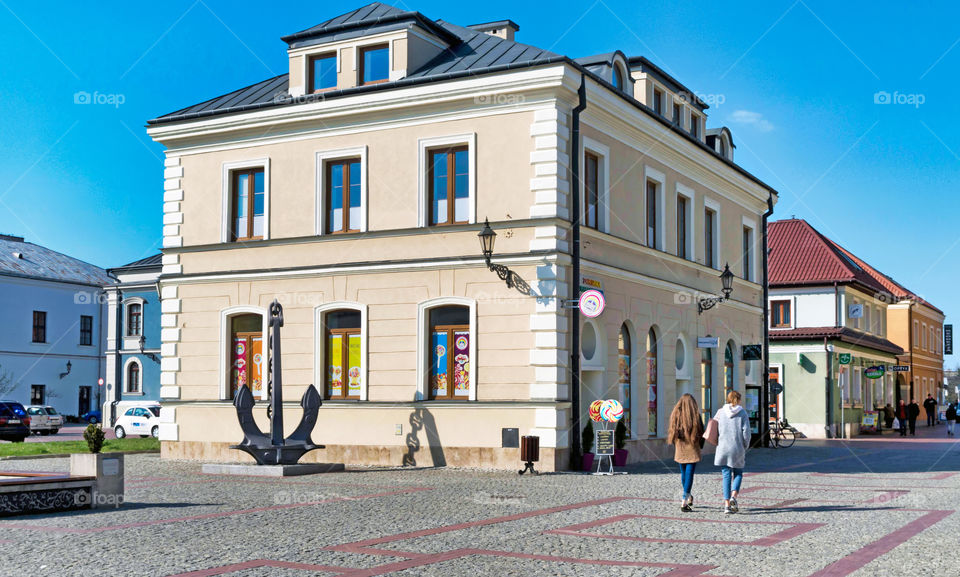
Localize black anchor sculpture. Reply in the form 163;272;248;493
230;299;324;465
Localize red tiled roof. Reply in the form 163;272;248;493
829;243;943;315
768;219;889;295
769;326;904;355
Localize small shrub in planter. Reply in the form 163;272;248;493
83;424;105;454
581;421;595;471
613;420;629;467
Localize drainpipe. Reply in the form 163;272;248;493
761;193;773;447
568;74;586;469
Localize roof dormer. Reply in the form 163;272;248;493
281;3;458;97
575;51;633;96
706;127;735;161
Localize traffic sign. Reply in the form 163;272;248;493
98;378;104;387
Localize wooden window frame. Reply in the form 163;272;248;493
307;52;337;93
80;315;93;346
32;311;46;343
325;158;362;234
358;44;389;86
704;208;716;269
230;331;260;400
230;168;264;242
127;303;142;337
429;323;469;400
677;195;688;259
127;362;140;394
646;180;658;249
584;152;600;230
325;327;361;400
771;300;791;328
427;146;469;226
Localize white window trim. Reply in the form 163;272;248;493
122;356;143;395
315;146;368;236
416;297;477;401
742;215;757;283
675;332;691;381
676;182;696;261
218;306;270;401
618;319;638;438
122;296;146;343
643;165;666;250
353;39;393;83
704;196;721;270
582;136;611;233
314;301;369;401
581;317;605;371
221;158;271;243
417;134;477;227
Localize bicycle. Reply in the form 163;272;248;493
768;418;796;448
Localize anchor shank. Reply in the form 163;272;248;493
269;300;284;447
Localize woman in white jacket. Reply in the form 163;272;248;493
714;390;751;514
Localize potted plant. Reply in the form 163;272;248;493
69;424;124;509
613;419;629;467
581;421;595;471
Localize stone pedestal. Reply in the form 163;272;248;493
70;453;124;508
201;463;344;477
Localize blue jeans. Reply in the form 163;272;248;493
679;463;697;499
721;466;743;500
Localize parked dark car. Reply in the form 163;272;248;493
0;401;31;442
80;410;102;424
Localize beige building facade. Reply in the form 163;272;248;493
147;4;778;470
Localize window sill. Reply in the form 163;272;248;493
124;391;144;396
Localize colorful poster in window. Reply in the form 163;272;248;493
647;357;657;436
431;331;448;397
618;354;631;436
453;331;470;396
348;333;362;396
232;338;247;396
250;336;263;398
328;334;343;396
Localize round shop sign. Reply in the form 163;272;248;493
579;289;605;318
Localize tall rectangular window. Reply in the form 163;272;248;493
428;147;469;225
676;195;688;259
584;152;599;230
32;311;46;343
324;310;361;399
914;320;919;347
646;180;658;249
428;306;470;400
742;226;753;281
231;168;265;241
690;115;699;138
704;208;716;268
326;158;361;233
653;88;663;115
31;384;45;405
80;315;93;346
308;53;337;92
359;44;389;85
127;303;142;336
771;300;791;328
673;103;682;125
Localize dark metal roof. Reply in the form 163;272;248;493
467;19;520;32
0;237;114;287
280;2;459;46
108;254;163;274
770;326;904;356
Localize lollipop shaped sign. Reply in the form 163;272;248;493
600;399;624;423
589;399;604;422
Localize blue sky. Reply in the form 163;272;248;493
2;1;958;365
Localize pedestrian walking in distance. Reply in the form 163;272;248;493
908;398;921;436
883;403;895;430
667;394;705;512
714;390;751;514
954;401;960;436
896;400;908;437
946;402;957;437
923;394;938;427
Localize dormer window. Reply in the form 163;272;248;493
689;115;699;138
308;53;337;92
359;44;389;85
673;102;682;125
612;65;624;91
653;88;663;115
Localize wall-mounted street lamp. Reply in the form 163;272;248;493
59;360;72;380
698;263;735;315
139;335;146;354
478;218;530;294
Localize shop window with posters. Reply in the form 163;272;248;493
646;327;659;436
618;324;632;437
230;314;264;400
428;306;470;400
325;310;362;399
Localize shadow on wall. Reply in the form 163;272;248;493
402;407;446;467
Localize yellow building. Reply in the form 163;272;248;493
146;4;778;470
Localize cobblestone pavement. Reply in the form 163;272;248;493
0;426;957;577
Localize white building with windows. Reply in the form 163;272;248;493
0;234;112;417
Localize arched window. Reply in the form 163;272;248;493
724;341;735;393
127;302;142;336
126;362;140;394
612;65;624;90
230;313;263;400
701;348;713;422
324;310;362;399
428;305;470;400
646;328;658;437
618;325;632;437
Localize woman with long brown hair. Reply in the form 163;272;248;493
667;393;705;512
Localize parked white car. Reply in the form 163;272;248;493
26;405;63;435
114;405;161;439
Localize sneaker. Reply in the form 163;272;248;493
724;505;733;514
681;502;693;512
729;498;739;513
